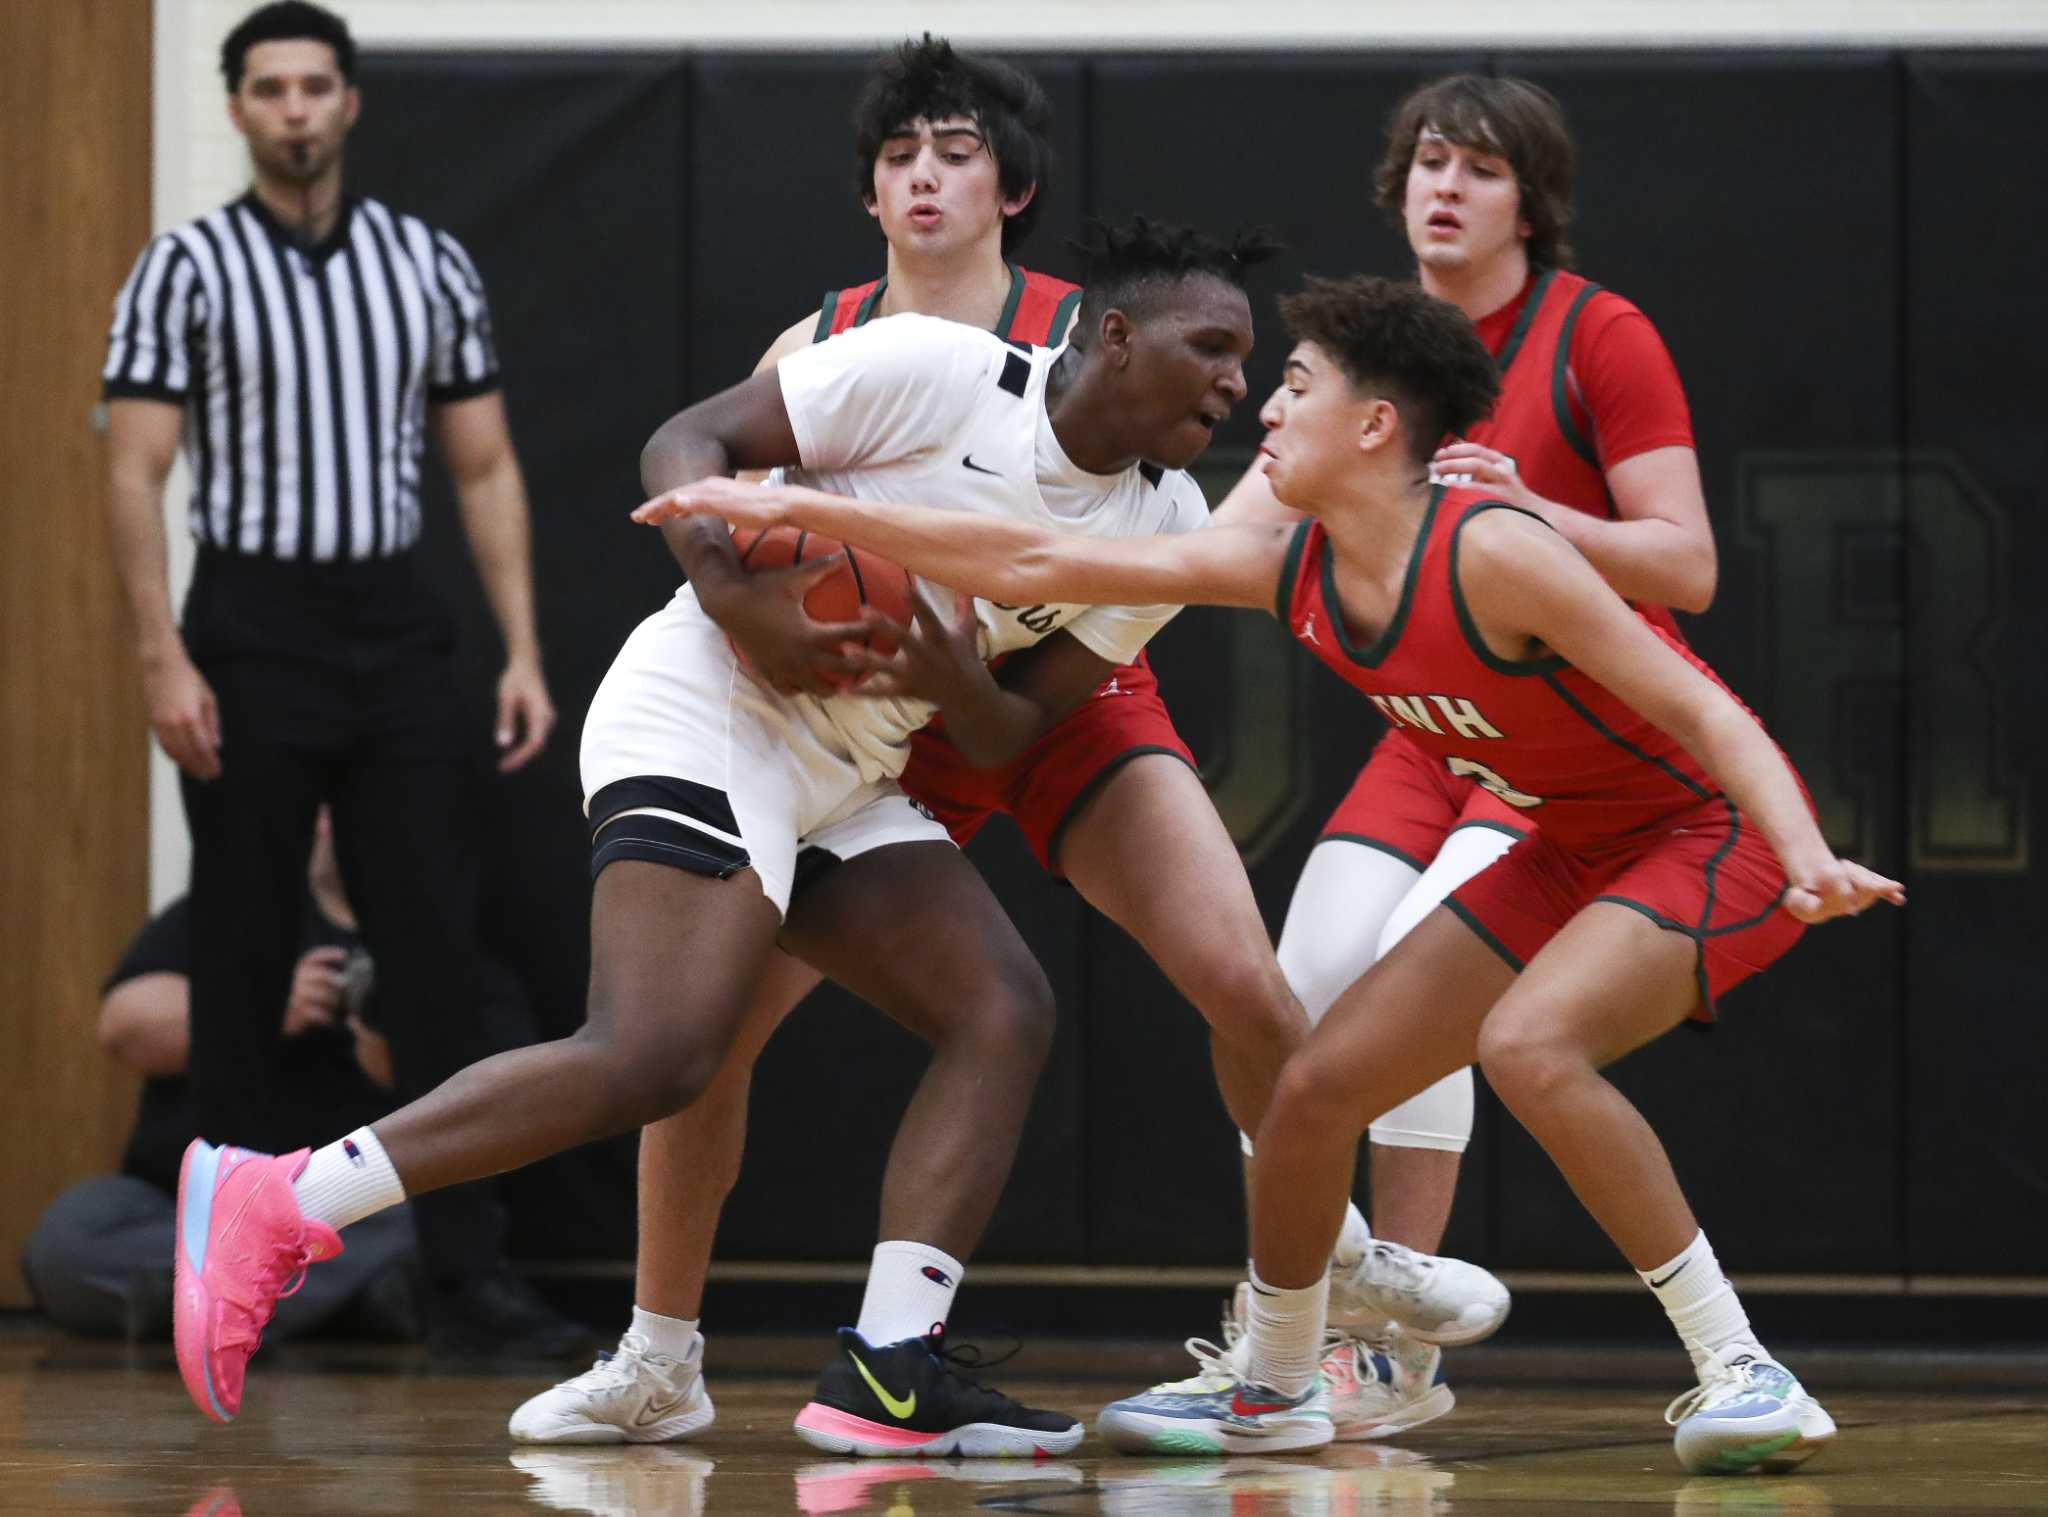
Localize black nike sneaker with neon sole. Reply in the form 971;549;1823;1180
793;1327;1083;1457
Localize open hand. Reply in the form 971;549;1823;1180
633;476;789;532
494;655;556;772
1432;441;1543;513
144;648;222;780
1781;858;1906;923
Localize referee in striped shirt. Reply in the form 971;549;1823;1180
100;3;578;1352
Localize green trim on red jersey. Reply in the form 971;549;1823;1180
1318;485;1445;669
1446;501;1570;677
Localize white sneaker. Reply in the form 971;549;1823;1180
1321;1325;1456;1440
507;1331;715;1445
1328;1240;1509;1345
1666;1343;1837;1475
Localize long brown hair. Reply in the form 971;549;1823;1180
1375;75;1577;272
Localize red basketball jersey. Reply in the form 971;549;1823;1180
1278;490;1775;858
814;264;1084;346
1466;269;1694;639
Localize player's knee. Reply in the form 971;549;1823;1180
1476;1015;1582;1111
978;956;1057;1069
1269;1049;1357;1137
569;1020;724;1129
1195;951;1306;1050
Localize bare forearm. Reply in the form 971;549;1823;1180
105;465;183;661
1673;697;1828;873
641;420;732;498
455;459;541;661
1209;460;1302;529
772;488;1184;606
666;516;747;598
1542;506;1715;613
931;679;1056;768
99;981;190;1077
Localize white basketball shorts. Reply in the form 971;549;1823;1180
579;588;949;917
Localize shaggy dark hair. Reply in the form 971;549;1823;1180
1375;74;1576;272
851;35;1054;255
1066;217;1283;348
221;2;356;91
1279;275;1501;462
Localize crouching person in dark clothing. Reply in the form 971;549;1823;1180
26;812;425;1341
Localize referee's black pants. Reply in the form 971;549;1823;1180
178;548;507;1283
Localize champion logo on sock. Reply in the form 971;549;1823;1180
342;1138;366;1169
921;1265;952;1287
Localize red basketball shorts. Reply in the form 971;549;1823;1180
1320;728;1533;867
1445;798;1807;1017
898;652;1196;876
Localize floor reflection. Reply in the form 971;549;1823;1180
1090;1445;1455;1515
511;1447;716;1515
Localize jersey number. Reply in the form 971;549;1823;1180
1446;756;1544;810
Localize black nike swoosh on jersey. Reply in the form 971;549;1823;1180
962;454;1002;476
1646;1259;1692;1290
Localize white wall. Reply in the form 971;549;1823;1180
144;0;2048;901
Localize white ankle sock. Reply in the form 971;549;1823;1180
854;1240;963;1346
630;1305;700;1361
1640;1229;1764;1372
292;1126;406;1231
1245;1265;1328;1398
1335;1201;1372;1266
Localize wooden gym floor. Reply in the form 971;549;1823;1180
3;1332;2045;1514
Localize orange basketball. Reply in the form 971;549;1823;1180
730;523;915;665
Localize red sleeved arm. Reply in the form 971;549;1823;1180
1568;295;1695;468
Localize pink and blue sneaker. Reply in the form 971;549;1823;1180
173;1139;342;1423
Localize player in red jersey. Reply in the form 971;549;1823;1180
637;273;1902;1473
1200;74;1717;1433
511;40;1484;1450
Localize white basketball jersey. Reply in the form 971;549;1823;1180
770;313;1208;782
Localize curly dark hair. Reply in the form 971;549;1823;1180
851;35;1053;255
1279;275;1500;463
221;1;356;91
1374;74;1576;272
1066;217;1284;349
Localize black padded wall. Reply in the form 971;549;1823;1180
1899;53;2048;1272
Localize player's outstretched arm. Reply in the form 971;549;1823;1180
634;478;1293;613
1458;511;1903;924
1208;454;1304;529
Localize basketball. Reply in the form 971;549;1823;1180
731;523;916;663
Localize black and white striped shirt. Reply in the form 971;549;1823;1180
103;193;500;561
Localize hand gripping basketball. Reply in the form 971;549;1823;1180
728;524;917;689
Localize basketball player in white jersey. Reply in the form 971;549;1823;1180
171;220;1264;1457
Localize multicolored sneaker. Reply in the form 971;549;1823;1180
1328;1239;1509;1345
508;1330;715;1444
793;1327;1082;1458
1096;1338;1333;1456
1321;1325;1455;1440
1666;1344;1837;1475
173;1139;341;1423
